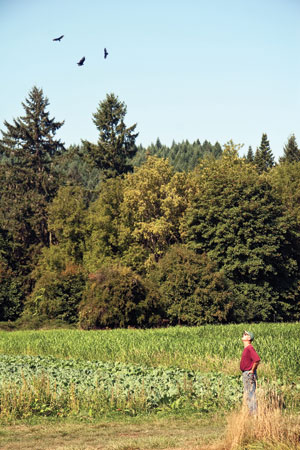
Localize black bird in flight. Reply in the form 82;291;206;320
104;48;108;59
53;35;64;42
77;56;85;66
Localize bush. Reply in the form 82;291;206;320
24;264;87;324
79;265;162;329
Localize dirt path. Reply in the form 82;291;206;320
0;417;226;450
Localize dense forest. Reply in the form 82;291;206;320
1;86;300;329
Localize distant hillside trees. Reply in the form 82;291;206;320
132;139;222;172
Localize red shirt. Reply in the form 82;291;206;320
240;344;260;371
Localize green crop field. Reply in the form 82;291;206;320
0;323;299;422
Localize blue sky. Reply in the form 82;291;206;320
1;0;300;160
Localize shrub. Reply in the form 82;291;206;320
78;265;162;329
24;264;87;324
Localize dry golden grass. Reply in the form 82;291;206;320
206;388;300;450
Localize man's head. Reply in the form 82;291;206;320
242;330;254;342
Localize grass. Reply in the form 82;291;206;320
0;402;299;450
0;415;227;449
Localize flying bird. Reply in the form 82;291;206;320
77;56;85;66
104;48;108;59
53;35;64;42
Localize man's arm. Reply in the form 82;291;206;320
250;361;260;373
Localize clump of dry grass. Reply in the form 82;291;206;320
209;388;300;450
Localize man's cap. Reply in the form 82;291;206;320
244;330;254;341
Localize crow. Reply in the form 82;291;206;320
104;48;108;59
77;56;85;66
53;35;64;42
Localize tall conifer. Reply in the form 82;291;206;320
83;93;138;178
0;86;65;298
254;133;275;172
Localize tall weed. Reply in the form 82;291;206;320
216;389;300;450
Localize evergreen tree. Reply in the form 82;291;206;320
155;137;162;149
246;146;254;163
0;86;64;170
279;134;300;164
0;86;64;246
83;93;138;178
254;133;275;172
0;86;65;300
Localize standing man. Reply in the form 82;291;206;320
240;330;260;414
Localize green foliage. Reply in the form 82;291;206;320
181;148;300;322
48;185;88;264
0;228;24;320
0;355;243;419
79;265;162;329
0;263;23;321
269;161;300;226
148;244;232;325
24;264;86;324
83;177;124;273
53;144;101;202
25;185;89;325
83;93;138;178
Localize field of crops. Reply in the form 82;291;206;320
0;323;299;421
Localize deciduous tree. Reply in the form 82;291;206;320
148;244;232;325
180;146;300;321
119;156;188;267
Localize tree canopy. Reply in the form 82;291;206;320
1;87;300;328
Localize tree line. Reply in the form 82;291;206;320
1;86;300;329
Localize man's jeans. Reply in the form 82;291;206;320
242;370;257;414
